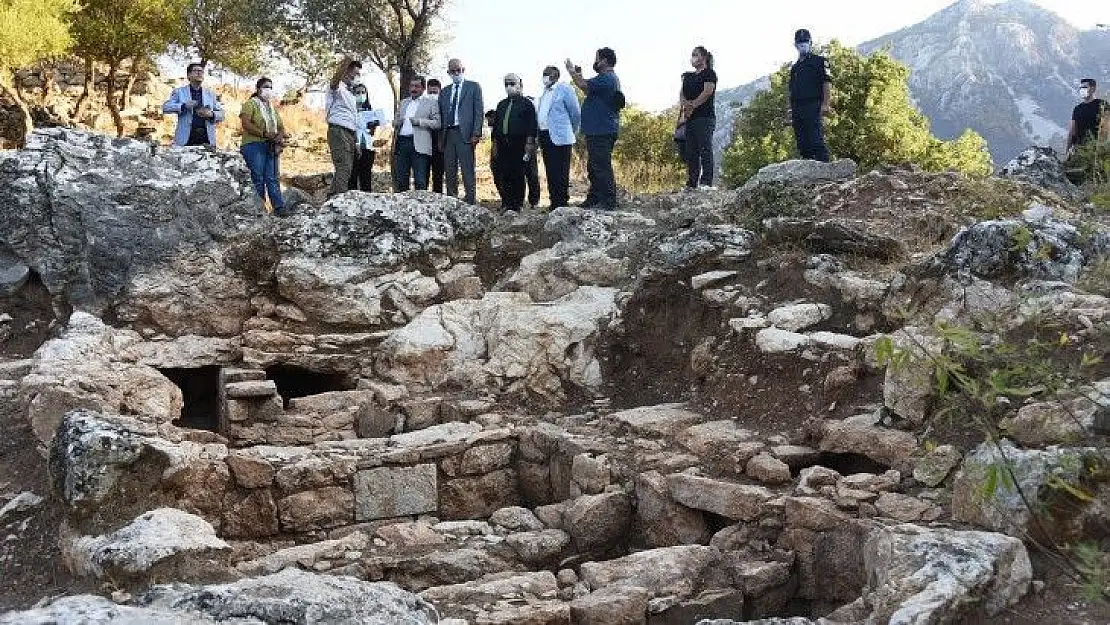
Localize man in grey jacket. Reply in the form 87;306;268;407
438;58;484;204
393;76;441;191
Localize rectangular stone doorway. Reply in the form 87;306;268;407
159;366;222;431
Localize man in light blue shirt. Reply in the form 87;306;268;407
162;63;225;147
536;66;581;208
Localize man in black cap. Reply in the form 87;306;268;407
788;28;832;161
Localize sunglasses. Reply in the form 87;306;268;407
504;82;519;87
447;69;462;75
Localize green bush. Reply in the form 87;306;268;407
721;42;993;188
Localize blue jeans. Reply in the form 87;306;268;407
585;133;618;208
791;100;830;162
393;135;429;191
241;141;285;212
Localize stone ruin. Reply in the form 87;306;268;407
1;129;1109;624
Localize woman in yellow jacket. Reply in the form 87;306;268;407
240;77;289;215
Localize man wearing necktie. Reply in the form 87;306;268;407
437;58;485;205
492;73;538;212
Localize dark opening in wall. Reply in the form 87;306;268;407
804;452;890;477
265;365;354;407
159;366;222;431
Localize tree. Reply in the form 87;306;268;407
613;107;685;191
722;42;993;187
301;0;447;110
181;0;272;75
271;24;335;100
0;0;77;142
72;0;186;137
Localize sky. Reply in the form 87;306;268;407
419;0;1108;113
166;0;1108;115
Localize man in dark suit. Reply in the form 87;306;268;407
438;58;485;205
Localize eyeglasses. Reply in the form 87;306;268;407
447;69;462;75
504;82;518;87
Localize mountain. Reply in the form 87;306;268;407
713;0;1110;165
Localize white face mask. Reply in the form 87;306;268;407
260;87;274;101
426;92;439;100
356;94;368;104
505;85;521;97
1079;87;1091;100
451;72;464;85
542;76;553;88
795;42;812;55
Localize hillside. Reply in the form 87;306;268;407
714;0;1110;164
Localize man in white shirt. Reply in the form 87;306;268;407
392;76;441;191
326;57;362;197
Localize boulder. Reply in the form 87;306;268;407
912;444;961;487
505;529;572;565
634;471;710;548
570;585;650;625
766;303;831;332
763;218;905;261
864;524;1031;623
951;439;1096;539
667;474;774;521
62;508;230;583
1;569;437;624
740;159;858;192
378;287;617;405
579;545;722;600
819;419;918;471
881;327;945;425
998;146;1080;200
563;492;633;553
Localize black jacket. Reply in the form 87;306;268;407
492;95;538;140
789;53;832;103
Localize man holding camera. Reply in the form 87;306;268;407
163;63;225;147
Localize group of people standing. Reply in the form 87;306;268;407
158;29;857;216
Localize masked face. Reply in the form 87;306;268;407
795;42;812;55
427;89;439;99
505;83;521;97
259;87;274;101
1079;86;1091;100
541;75;553;88
355;92;368;104
449;69;464;85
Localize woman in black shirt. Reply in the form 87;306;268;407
679;46;718;190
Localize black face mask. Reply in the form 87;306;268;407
592;61;603;73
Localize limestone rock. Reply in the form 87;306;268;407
379;287;617;405
62;508;230;583
489;506;545;532
881;327;945;425
563;492;632;553
355;464;438;521
746;453;792;485
667;474;774;521
912;445;961;487
864;524;1031;623
952;439;1095;539
1001;395;1101;447
754;328;811;354
939;214;1100;283
740;159;858;192
819;419;918;471
873;493;942;523
634;471;710;548
998;146;1079;200
505;529;571;565
766;303;831;332
609;404;707;437
570;585;650;625
580;545;721;600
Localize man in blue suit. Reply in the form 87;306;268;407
162;63;225;147
438;58;484;205
536;65;581;208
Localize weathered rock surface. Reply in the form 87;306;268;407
1;568;438;624
740;159;858;192
998;146;1079;200
62;508;230;583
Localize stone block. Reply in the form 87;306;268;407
571;586;649;625
354;464;438;521
439;469;519;520
225;380;278;399
667;474;773;521
222;489;280;538
226;454;275;489
222;368;267;383
277;487;354;532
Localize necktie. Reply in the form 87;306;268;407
450;86;460;125
502;100;513;135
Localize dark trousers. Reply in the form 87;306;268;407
393;135;429;191
585;133;618;208
349;148;376;191
791;100;830;162
495;135;528;210
431;147;445;193
526;149;540;207
540;131;572;208
683;116;716;188
490;145;504;199
241;141;284;212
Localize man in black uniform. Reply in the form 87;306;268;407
788;28;832;162
1068;78;1108;152
492;73;538;211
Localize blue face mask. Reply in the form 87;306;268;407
451;72;464;85
795;42;812;55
